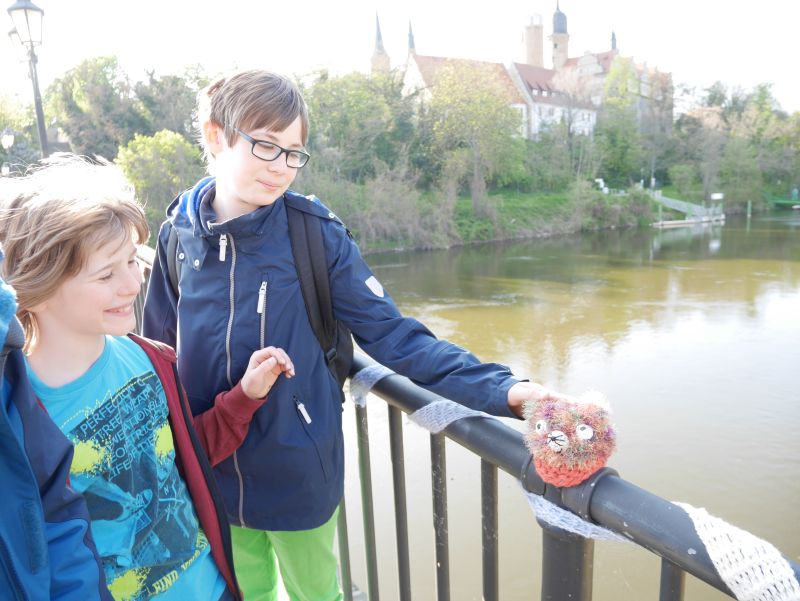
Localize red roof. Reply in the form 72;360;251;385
563;49;619;73
410;54;525;104
510;62;594;108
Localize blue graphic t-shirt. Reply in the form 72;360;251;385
28;336;227;601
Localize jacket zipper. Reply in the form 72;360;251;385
257;281;267;349
222;235;248;527
219;234;227;261
296;400;312;424
293;397;329;480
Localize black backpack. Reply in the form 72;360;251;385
163;204;353;400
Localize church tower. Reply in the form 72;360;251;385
371;13;390;75
408;21;416;57
525;14;544;67
550;2;569;70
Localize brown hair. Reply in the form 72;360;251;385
0;153;149;350
198;69;309;165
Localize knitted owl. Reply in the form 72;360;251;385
523;391;616;488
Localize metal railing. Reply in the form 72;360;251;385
134;249;798;600
649;190;724;219
337;353;800;601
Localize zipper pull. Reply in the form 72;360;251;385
297;401;312;424
257;281;267;314
219;234;227;261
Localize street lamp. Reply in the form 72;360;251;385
7;0;48;158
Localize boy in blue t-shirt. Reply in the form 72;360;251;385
1;266;111;600
0;154;294;600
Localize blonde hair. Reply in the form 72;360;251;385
198;69;309;166
0;153;149;350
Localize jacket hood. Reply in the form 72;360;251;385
0;273;21;351
169;175;215;234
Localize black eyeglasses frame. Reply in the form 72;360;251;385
234;128;311;169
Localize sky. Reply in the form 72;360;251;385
2;0;799;114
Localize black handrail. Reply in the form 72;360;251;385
133;251;799;600
347;352;800;600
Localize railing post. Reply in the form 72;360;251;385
388;405;412;601
337;497;354;601
659;559;686;601
355;403;380;601
431;433;450;601
481;459;499;601
539;486;594;601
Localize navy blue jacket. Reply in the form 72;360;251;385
142;177;519;531
1;278;111;601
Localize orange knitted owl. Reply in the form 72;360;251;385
523;391;616;488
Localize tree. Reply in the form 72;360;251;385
595;58;643;188
0;95;40;171
524;128;572;192
669;110;724;200
303;71;415;183
667;164;698;199
719;136;762;211
116;130;206;235
550;68;597;180
135;66;209;142
427;61;523;217
639;71;673;187
46;56;148;159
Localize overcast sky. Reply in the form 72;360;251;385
2;0;798;113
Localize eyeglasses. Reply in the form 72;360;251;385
234;128;311;169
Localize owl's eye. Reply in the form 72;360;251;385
575;424;594;440
534;420;548;434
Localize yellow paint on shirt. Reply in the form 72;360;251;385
108;567;148;600
70;439;105;475
154;422;174;460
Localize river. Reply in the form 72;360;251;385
341;212;800;600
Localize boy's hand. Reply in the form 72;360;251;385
241;347;295;400
507;381;564;419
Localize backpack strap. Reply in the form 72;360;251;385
286;205;337;366
166;224;181;298
164;204;352;391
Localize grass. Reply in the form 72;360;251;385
454;190;571;243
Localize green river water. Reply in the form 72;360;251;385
342;212;800;600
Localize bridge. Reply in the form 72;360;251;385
133;251;799;601
336;355;799;601
649;190;725;228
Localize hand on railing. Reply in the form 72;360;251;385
506;381;566;418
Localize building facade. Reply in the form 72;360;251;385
373;3;673;140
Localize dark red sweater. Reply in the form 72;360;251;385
131;334;266;601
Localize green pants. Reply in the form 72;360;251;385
230;509;343;601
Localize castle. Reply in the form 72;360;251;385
371;3;673;139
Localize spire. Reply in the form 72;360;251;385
553;1;568;35
371;12;390;75
611;29;617;50
375;13;385;53
408;21;416;55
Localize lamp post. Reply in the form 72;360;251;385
7;0;48;158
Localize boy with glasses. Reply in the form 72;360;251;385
142;69;563;601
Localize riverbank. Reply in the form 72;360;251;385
354;184;657;255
